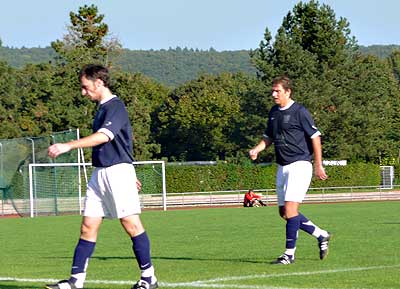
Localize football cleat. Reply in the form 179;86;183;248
271;254;294;265
131;279;159;289
45;279;78;289
318;233;331;260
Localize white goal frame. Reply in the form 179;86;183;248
28;160;167;218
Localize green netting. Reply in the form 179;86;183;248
135;163;164;196
0;130;166;217
28;162;165;216
0;129;79;216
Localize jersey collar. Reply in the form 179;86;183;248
100;94;117;105
279;99;295;111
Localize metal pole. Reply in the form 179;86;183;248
0;143;3;178
26;138;36;216
29;164;34;218
161;161;167;211
50;135;59;216
76;129;82;214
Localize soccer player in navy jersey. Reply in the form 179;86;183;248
249;75;331;265
46;64;158;289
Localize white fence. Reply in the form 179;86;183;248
2;185;400;216
141;185;400;209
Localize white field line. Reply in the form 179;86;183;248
196;264;400;283
0;264;399;288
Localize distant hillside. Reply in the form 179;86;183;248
0;46;57;67
358;44;400;59
114;48;257;87
0;45;399;86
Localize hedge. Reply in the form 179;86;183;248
165;162;381;193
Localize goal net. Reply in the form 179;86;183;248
0;129;80;217
28;161;166;217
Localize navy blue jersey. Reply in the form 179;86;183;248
264;102;320;166
92;96;134;167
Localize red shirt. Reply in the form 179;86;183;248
244;191;262;202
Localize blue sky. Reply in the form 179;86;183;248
0;0;398;51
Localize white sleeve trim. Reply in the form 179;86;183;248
263;134;272;141
98;128;114;140
310;131;321;139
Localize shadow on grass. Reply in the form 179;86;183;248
86;255;270;264
0;283;43;289
0;283;103;289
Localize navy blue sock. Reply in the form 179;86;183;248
285;215;301;254
71;238;96;275
298;213;316;235
132;232;152;283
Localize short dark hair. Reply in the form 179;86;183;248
79;64;111;87
272;75;293;94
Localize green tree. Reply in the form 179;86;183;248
250;0;357;83
51;4;121;67
389;49;400;82
0;61;21;138
13;63;95;138
321;54;400;162
156;73;268;161
15;64;54;136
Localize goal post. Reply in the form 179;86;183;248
28;160;167;217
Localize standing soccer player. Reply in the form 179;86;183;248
249;76;331;264
46;64;158;289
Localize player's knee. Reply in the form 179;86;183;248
80;224;98;240
120;215;145;237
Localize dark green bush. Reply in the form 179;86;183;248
313;163;381;187
166;162;381;193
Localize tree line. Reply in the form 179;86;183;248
1;44;399;88
0;1;399;165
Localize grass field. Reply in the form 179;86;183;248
0;201;399;289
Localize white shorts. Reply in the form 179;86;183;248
84;163;141;219
276;161;313;206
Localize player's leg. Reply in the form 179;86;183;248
121;215;158;289
108;163;158;289
273;162;310;264
46;170;104;289
298;213;331;259
272;201;299;264
273;165;295;264
71;216;102;287
298;213;330;240
258;198;267;206
288;161;331;260
45;216;102;289
284;201;300;256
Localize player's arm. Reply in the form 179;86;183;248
311;135;328;180
48;132;109;158
249;138;272;161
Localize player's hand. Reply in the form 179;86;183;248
48;143;71;158
314;165;328;180
136;179;142;191
249;149;258;160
